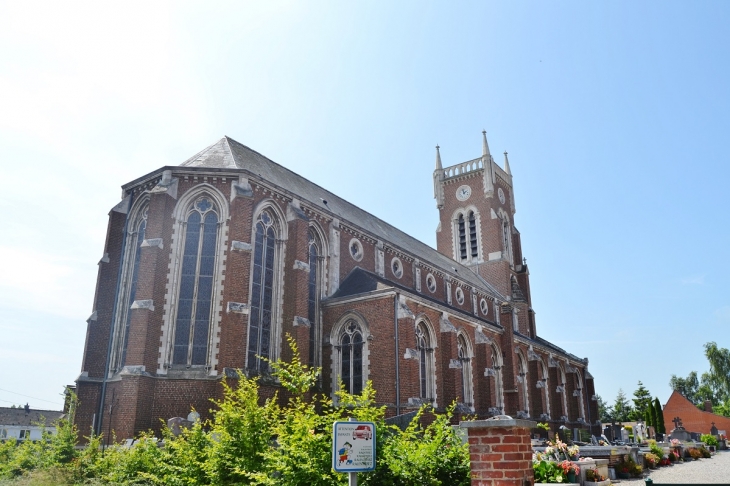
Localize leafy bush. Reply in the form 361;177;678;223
648;440;665;461
0;336;471;486
698;446;711;458
533;460;565;483
699;434;715;446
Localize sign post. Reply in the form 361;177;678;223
333;418;376;486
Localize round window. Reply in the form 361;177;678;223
349;238;363;262
480;298;489;316
426;273;436;293
391;257;403;279
455;287;464;305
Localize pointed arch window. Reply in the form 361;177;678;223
540;360;551;418
172;197;219;366
559;366;568;419
454;210;480;263
501;216;513;265
457;334;473;406
120;213;147;367
491;344;505;413
339;320;364;394
307;229;322;368
111;205;148;372
247;210;279;372
517;352;529;414
416;321;435;401
574;371;585;420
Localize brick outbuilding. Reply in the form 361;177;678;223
663;390;730;435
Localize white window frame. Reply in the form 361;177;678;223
158;185;229;375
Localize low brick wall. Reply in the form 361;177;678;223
461;418;536;486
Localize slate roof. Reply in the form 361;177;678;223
177;136;506;301
329;266;502;328
0;407;64;427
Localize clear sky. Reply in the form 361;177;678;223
1;1;728;413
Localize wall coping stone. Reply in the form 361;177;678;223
459;418;536;429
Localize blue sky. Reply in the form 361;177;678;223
1;1;728;413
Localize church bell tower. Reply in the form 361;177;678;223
434;131;535;337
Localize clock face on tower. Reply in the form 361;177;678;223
456;185;472;201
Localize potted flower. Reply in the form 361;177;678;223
644;452;659;469
585;467;610;486
616;462;631;480
559;460;580;483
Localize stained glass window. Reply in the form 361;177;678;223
120;214;147;367
172;197;218;366
457;334;469;403
307;230;320;367
247;210;277;371
340;320;363;394
416;323;430;399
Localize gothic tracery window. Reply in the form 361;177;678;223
491;344;505;413
247;209;279;372
120;212;147;367
457;333;473;406
339;320;364;394
307;229;321;368
111;204;148;372
173;197;219;366
518;352;529;413
416;321;435;401
455;210;480;263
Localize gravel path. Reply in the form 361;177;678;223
614;450;730;484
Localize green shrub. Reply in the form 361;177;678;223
700;434;718;447
0;336;471;485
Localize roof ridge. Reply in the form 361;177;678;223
222;137;506;300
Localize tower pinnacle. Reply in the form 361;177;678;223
435;145;442;171
503;151;511;175
482;130;491;158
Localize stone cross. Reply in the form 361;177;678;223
672;416;682;429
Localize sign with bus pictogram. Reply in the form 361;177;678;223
332;421;376;472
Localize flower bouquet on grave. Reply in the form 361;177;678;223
644;452;659;469
616;462;631;479
559;460;580;483
585;467;608;485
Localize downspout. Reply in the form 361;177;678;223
96;190;135;436
584;365;592;433
394;292;401;416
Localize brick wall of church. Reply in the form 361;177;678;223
75;148;596;442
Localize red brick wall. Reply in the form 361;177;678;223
663;390;730;435
462;418;535;486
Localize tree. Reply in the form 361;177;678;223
611;389;632;423
653;397;665;434
669;342;730;417
644;406;655;429
630;381;652;421
669;371;700;402
704;342;730;402
595;395;611;423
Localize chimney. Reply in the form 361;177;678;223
704;400;713;413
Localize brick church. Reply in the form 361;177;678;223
74;132;599;439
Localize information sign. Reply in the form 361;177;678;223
332;421;376;472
